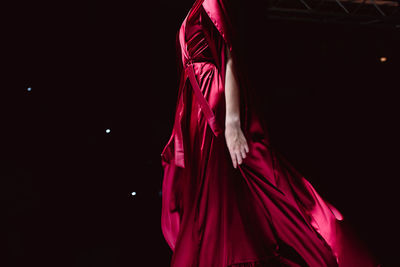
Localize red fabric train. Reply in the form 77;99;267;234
161;0;379;266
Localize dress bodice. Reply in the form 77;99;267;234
179;6;219;66
185;8;214;62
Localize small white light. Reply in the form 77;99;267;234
105;128;111;134
131;192;136;196
380;57;387;62
27;87;32;92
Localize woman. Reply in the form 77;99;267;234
161;0;378;266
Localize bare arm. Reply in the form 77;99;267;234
224;46;249;168
225;46;241;126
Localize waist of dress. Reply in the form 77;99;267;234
173;59;222;168
184;58;216;67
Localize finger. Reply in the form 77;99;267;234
236;151;243;165
230;151;237;168
240;146;247;159
244;142;249;153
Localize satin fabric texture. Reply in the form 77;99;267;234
161;0;378;266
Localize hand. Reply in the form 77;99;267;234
225;122;249;169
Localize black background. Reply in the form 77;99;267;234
2;0;399;266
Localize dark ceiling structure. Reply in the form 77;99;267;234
267;0;400;27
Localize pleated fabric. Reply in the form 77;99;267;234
161;1;379;266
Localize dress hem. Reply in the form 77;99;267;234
227;253;303;267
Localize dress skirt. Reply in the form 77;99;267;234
161;1;379;266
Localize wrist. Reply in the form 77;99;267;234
225;115;240;128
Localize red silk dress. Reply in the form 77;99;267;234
161;0;378;266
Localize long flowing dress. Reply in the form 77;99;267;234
160;0;379;266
